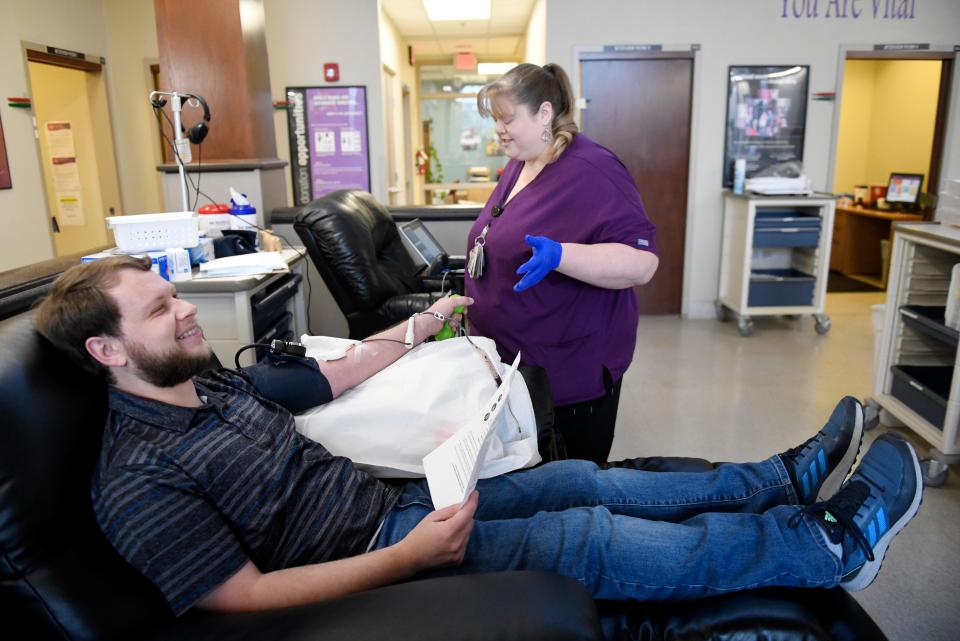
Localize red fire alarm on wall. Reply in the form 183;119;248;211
323;63;340;82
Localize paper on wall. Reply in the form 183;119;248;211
45;121;76;157
55;191;85;226
423;351;521;509
51;156;81;191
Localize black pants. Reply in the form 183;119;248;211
553;371;623;464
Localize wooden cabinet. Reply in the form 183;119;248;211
831;205;923;287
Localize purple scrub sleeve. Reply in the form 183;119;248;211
465;134;657;405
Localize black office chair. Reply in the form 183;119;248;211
294;190;446;339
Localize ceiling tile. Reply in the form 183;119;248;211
382;0;535;36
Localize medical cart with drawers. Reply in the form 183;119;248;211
716;193;835;336
868;222;960;487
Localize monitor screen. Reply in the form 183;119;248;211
886;173;923;204
400;219;444;265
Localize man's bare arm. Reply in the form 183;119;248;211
198;492;478;612
317;295;472;398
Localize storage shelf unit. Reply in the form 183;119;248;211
175;248;308;367
716;193;835;336
871;223;960;486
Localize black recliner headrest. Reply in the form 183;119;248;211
0;316;172;641
294;190;422;315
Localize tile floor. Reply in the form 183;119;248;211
614;293;959;641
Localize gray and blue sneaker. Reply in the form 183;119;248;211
780;396;864;504
789;433;923;591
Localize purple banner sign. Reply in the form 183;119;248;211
286;86;371;204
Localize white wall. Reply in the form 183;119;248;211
379;6;422;205
0;0;164;272
524;0;547;65
0;0;114;271
264;0;386;206
546;0;960;317
102;0;163;215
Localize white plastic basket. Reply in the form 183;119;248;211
105;212;199;252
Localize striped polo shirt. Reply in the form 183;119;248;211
92;369;401;615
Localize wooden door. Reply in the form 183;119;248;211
580;54;694;314
28;59;121;257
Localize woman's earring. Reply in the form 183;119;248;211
541;127;553;143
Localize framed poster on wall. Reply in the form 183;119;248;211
722;65;809;187
286;85;371;205
0;113;11;190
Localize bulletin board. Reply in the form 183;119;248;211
722;65;809;187
285;86;371;205
0;113;11;190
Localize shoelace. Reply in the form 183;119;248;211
787;480;876;563
782;432;820;463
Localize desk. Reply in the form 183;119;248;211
175;248;308;367
831;205;924;287
425;181;496;205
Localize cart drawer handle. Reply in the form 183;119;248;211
900;310;920;320
757;228;802;233
909;380;925;392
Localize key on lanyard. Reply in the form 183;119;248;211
467;225;488;279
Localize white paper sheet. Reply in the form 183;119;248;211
55;191;85;226
423;351;521;509
51;156;81;191
45;121;75;157
197;252;289;277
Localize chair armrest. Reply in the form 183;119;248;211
596;586;888;641
601;455;719;472
519;364;564;462
142;572;601;641
379;292;444;320
418;270;465;295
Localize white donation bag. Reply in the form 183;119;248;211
294;335;541;478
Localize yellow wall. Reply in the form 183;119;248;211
834;59;941;195
102;0;163;214
29;61;116;256
379;8;422;205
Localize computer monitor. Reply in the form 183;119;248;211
886;173;924;205
399;218;446;266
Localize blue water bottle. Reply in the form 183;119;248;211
733;159;746;195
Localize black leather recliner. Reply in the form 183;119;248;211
0;314;889;641
0;316;598;641
294;190;446;339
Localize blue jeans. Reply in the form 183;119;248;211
374;458;842;601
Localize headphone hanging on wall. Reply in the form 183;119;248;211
149;92;211;144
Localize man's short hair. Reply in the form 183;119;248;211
34;255;153;378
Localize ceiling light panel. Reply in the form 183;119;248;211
422;0;491;21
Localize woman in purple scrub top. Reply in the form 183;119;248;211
465;63;659;464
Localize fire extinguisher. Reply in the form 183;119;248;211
415;149;428;176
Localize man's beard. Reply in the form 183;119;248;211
126;340;213;388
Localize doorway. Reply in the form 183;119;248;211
829;50;954;291
382;65;400;206
579;52;694;315
27;49;122;257
402;84;414;205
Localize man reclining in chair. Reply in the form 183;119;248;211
35;255;923;618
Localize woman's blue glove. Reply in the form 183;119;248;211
514;234;562;292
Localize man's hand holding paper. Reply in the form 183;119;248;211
396;491;478;572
